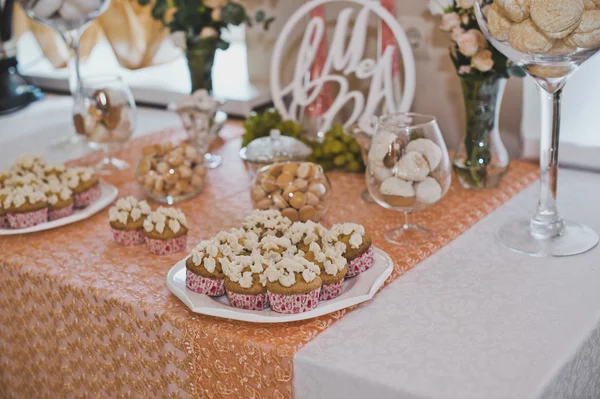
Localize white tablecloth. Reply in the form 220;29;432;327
2;96;600;399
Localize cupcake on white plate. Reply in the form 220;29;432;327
304;241;348;301
222;250;270;310
243;209;293;238
328;223;374;278
264;255;322;314
43;180;74;221
108;196;152;245
11;154;46;176
143;207;188;255
185;238;226;296
285;220;328;253
62;167;101;208
3;185;48;229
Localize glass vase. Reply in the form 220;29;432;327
186;39;217;93
453;75;509;189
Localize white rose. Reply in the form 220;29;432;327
440;12;461;31
200;27;218;38
171;31;187;50
457;0;474;8
428;0;454;15
471;50;494;72
452;26;465;42
461;13;471;25
457;29;481;56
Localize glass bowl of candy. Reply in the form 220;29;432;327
251;161;331;222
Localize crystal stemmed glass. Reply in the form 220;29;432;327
367;113;452;245
474;0;599;257
348;125;375;203
18;0;111;146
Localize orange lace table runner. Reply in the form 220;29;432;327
0;124;538;398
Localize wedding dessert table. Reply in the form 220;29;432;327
1;96;600;399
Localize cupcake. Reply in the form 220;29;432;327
285;220;328;253
304;241;348;301
43;163;66;180
213;228;259;259
185;239;226;296
259;234;297;259
222;250;270;310
329;223;374;277
4;172;42;188
63;167;101;208
243;209;293;238
3;185;48;229
264;255;322;314
143;207;188;255
0;188;10;228
44;180;74;221
108;196;151;245
0;170;10;188
11;154;45;175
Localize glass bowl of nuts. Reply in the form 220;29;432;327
136;141;207;204
251;161;331;222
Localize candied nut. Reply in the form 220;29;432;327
306;192;320;206
566;9;600;47
276;172;295;189
294;179;308;192
261;175;278;193
256;198;273;210
282;163;298;176
175;180;191;194
167;188;181;197
496;0;530;23
89;104;103;120
73;114;86;134
272;193;288;209
289;192;306;209
156;162;169;174
269;164;284;177
185;145;198;160
143;173;155;188
164;142;173;152
168;154;184;168
308;182;327;198
103;106;122;130
164;171;180;185
193;164;206;177
508;19;555;54
153;177;165;192
178;165;193;179
251;185;267;201
299;205;317;222
531;0;583;39
488;3;513;41
142;145;156;156
137;157;151;176
297;163;314;179
94;89;110;111
282;185;296;199
191;174;204;188
281;207;300;222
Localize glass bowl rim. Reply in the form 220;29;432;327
377;112;438;132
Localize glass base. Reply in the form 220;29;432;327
96;157;129;175
496;219;599;257
204;153;222;169
385;225;435;246
361;188;375;204
48;134;86;149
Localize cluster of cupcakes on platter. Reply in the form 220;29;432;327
184;210;374;314
0;155;100;229
108;196;188;255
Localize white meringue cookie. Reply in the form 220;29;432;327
33;0;64;20
406;139;443;171
368;131;397;163
58;0;86;20
394;151;430;182
415;177;443;204
370;160;393;182
380;177;415;197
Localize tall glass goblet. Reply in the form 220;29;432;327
474;0;599;256
18;0;111;146
367;113;452;245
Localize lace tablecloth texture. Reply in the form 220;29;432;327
0;124;538;398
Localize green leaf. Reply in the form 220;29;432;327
255;10;265;22
221;2;247;25
138;0;151;6
216;38;230;50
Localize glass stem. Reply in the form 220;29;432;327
403;212;413;229
62;29;83;97
530;85;565;239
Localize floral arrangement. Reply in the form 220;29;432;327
429;0;523;80
242;109;365;173
138;0;274;51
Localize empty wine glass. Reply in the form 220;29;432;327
474;0;599;256
367;113;452;245
74;75;136;174
18;0;111;146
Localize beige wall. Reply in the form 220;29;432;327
245;0;523;157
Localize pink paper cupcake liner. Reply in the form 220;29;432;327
7;208;48;229
0;215;9;229
186;269;225;296
145;234;187;255
226;291;269;310
112;228;146;246
319;279;345;301
48;203;74;221
268;287;321;314
346;246;375;278
74;183;101;208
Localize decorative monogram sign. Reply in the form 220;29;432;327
270;0;416;135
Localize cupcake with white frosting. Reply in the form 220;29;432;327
264;255;322;314
285;220;328;253
109;196;151;245
243;209;293;238
143;206;188;255
222;250;270;310
3;185;48;229
185;239;226;296
0;188;10;228
44;180;74;221
11;154;45;176
329;223;374;277
62;167;101;208
304;241;348;300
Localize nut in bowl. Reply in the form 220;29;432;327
251;162;331;223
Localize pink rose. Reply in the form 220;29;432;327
471;50;494;72
452;26;465;42
457;0;474;8
200;27;218;38
457;30;481;56
458;65;473;75
461;13;471;25
441;12;461;31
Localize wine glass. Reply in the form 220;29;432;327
18;0;111;146
474;0;599;256
74;75;136;174
367;113;452;245
348;124;375;203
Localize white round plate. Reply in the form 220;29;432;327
0;181;118;235
166;247;394;323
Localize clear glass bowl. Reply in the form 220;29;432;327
251;162;331;222
367;113;451;245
